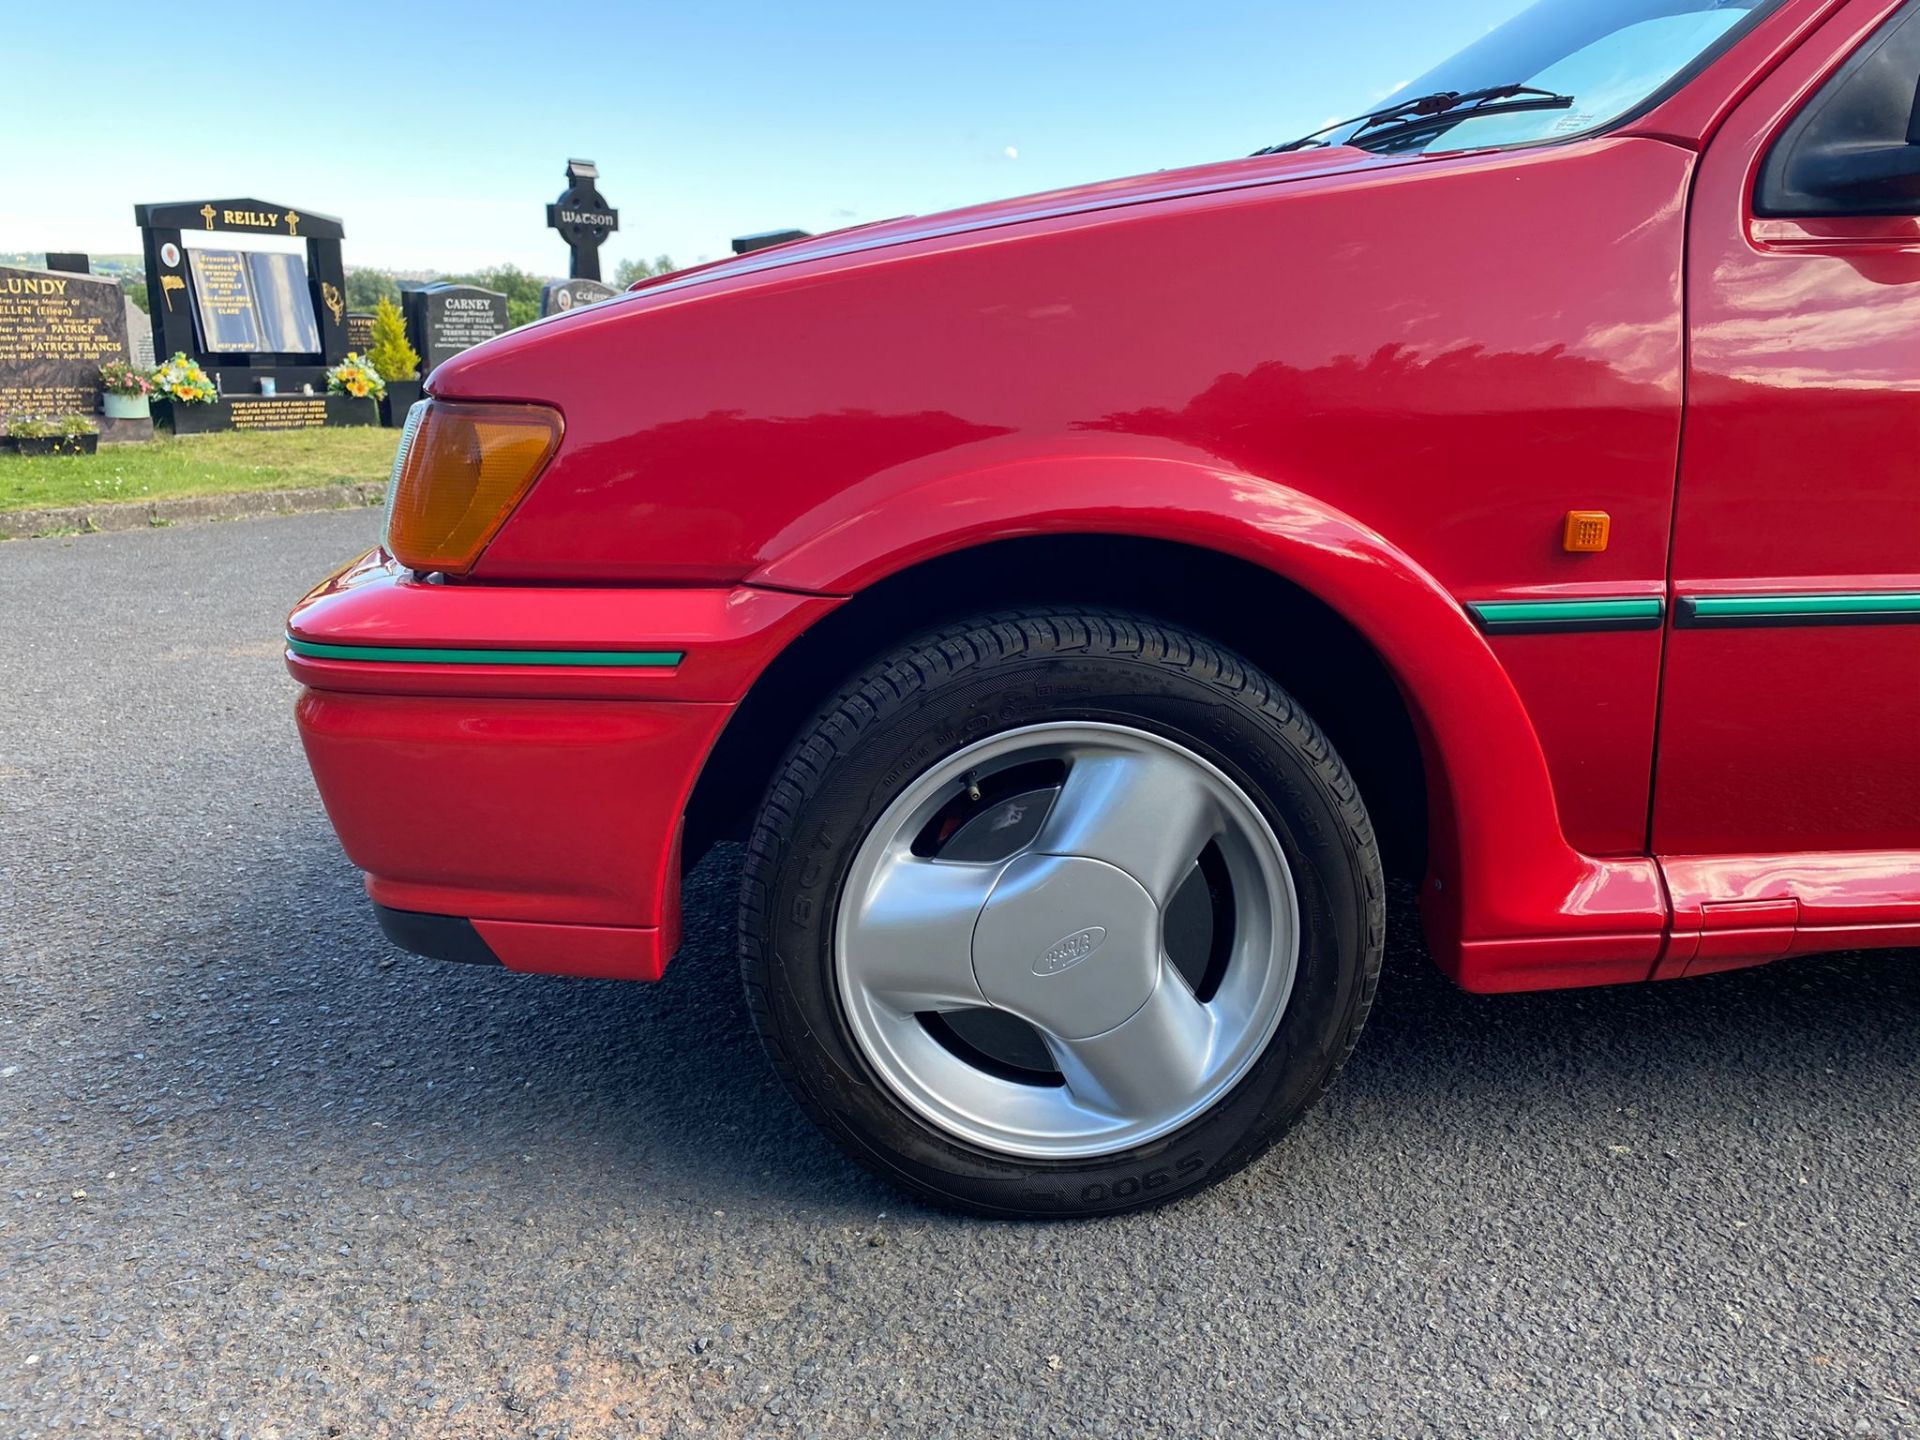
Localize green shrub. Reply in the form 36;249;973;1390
366;297;420;382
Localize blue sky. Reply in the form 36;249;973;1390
2;1;1521;273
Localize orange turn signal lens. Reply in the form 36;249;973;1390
384;401;563;575
1562;509;1612;554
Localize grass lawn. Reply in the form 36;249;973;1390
0;427;399;514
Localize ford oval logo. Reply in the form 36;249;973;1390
1033;927;1106;977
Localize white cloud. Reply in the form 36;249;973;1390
1003;145;1019;161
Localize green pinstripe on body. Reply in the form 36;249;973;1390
286;636;684;667
1467;598;1664;633
1684;592;1920;621
287;592;1920;666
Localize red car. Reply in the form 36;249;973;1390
290;0;1920;1216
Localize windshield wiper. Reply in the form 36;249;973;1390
1254;84;1576;157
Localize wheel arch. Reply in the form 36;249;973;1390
690;531;1437;883
694;448;1667;986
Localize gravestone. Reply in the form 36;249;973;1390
403;283;509;377
545;159;619;282
346;312;375;353
124;297;156;368
134;197;362;429
732;228;811;255
539;277;619;317
0;263;131;421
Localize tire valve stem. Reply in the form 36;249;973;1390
964;772;983;804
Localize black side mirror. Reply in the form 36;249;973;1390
1798;74;1920;204
1802;137;1920;206
1758;20;1920;218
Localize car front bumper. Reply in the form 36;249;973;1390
287;548;835;980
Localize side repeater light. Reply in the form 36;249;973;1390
1562;510;1611;554
384;400;564;576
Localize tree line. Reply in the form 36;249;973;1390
345;257;678;329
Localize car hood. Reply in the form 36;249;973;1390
429;145;1404;398
625;146;1399;300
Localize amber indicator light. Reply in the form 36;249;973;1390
1562;510;1611;554
385;401;564;575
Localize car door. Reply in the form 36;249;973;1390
1654;0;1920;969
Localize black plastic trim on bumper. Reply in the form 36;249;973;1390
373;903;502;966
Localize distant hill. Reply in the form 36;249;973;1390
2;252;145;276
0;249;142;266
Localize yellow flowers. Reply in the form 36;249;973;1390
151;353;217;405
326;353;386;403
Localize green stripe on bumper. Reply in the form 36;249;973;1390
286;635;684;667
1679;592;1920;627
1468;598;1664;635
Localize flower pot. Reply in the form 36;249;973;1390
380;380;423;427
103;392;151;420
153;398;224;435
14;434;98;456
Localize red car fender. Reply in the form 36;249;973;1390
745;438;1669;990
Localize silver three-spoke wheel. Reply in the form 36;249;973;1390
834;722;1300;1159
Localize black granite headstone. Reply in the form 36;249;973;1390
539;277;620;316
0;264;131;420
732;229;812;255
134;198;352;423
545;160;619;282
403;283;509;376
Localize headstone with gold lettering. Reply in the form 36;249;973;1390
132;197;369;431
186;250;267;353
0;263;132;422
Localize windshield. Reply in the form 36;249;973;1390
1319;0;1782;155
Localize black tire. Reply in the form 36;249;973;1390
738;609;1384;1218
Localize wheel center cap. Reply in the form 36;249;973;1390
971;853;1160;1040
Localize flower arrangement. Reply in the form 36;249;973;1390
327;352;387;401
6;414;99;455
152;353;217;405
99;361;154;398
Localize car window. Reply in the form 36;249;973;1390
1316;0;1783;156
1433;11;1751;149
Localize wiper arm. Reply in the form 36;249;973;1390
1254;85;1575;157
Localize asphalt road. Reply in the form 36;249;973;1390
3;510;1916;1439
